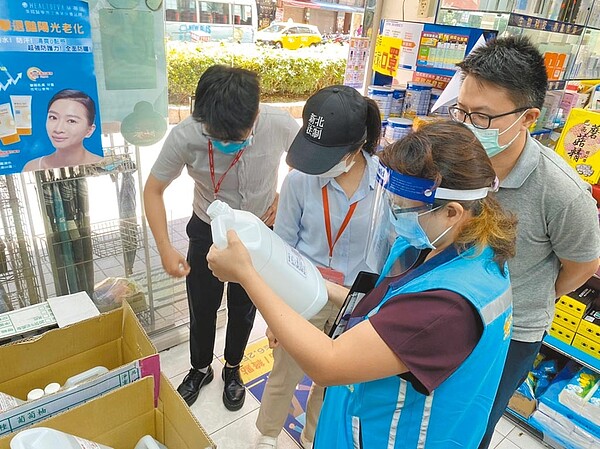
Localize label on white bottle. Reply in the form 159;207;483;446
73;436;106;449
285;246;307;278
0;392;20;412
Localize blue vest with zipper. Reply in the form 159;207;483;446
314;246;512;449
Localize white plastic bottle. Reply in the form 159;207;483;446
10;427;114;449
207;200;328;319
0;392;24;412
134;435;167;449
26;389;44;401
44;383;61;395
62;366;109;391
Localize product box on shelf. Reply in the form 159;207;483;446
572;334;600;359
508;391;537;419
554;308;582;332
537;361;600;439
0;374;215;449
0;303;159;435
578;309;600;344
555;108;600;185
549;321;576;344
555;284;599;320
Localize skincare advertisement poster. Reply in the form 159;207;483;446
0;0;103;175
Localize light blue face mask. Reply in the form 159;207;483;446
465;109;528;158
211;135;253;154
389;207;439;250
377;206;453;283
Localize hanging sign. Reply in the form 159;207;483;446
343;37;370;88
372;35;402;77
0;0;103;174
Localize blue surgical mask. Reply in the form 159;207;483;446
377;206;453;282
466;110;527;158
390;207;440;250
211;135;253;154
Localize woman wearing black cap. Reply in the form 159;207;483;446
254;85;381;449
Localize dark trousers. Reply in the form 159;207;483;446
186;213;256;369
478;338;544;449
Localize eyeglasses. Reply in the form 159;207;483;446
448;106;530;130
201;123;253;144
387;196;430;219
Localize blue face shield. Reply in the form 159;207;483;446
211;135;253;154
365;161;496;281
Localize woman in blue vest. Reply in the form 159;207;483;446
207;121;517;449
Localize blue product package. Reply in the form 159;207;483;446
538;361;600;439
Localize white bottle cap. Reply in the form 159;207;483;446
26;388;44;401
44;382;61;395
207;200;231;220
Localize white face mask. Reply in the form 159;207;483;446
318;152;356;178
466;109;528;158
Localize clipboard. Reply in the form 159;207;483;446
328;271;379;339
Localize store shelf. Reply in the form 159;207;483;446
505;408;564;449
543;335;600;374
507;13;585;35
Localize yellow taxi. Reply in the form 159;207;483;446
255;22;322;50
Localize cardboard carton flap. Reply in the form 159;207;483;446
0;374;215;449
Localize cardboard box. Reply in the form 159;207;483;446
573;333;600;358
553;309;581;332
0;292;100;343
0;374;215;449
0;304;158;434
508;391;537;419
578;309;600;344
555;284;599;319
549;321;576;344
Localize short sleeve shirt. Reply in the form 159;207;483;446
151;104;299;223
352;248;483;395
274;152;378;285
496;134;600;342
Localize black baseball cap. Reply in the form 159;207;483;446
286;85;368;175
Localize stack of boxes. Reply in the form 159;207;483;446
550;284;600;359
0;303;215;448
575;306;600;358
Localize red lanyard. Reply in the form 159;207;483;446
208;140;246;199
322;185;358;263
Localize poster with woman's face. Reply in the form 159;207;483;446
0;0;103;174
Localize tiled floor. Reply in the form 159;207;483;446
159;313;551;449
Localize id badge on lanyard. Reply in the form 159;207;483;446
317;266;345;285
329;271;378;339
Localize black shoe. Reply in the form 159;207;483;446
222;365;245;411
177;366;214;406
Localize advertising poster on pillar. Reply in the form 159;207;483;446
0;0;103;175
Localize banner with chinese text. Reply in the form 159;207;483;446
0;0;102;174
372;35;402;77
556;108;600;185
